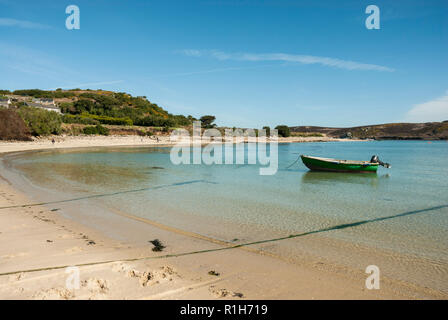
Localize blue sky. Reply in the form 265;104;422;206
1;0;447;127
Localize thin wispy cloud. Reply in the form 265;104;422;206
180;49;395;72
158;64;279;78
405;91;448;122
0;18;50;29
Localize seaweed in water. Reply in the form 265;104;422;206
149;239;166;252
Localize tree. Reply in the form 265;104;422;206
262;126;271;136
275;125;290;137
200;115;216;129
73;99;95;114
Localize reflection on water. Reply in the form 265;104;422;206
300;171;391;188
302;171;377;184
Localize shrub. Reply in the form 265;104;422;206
83;125;110;135
17;107;62;136
72;99;96;114
63;113;132;126
0;109;32;141
59;102;75;114
171;114;193;126
62;114;100;125
135;115;174;127
275;125;291;137
11;89;74;99
291;132;324;137
88;114;133;126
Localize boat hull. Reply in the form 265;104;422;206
301;155;378;173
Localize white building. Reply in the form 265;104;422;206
26;102;62;114
0;98;11;108
32;98;56;106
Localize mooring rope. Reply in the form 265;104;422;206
285;154;302;169
2;204;445;277
0;179;209;211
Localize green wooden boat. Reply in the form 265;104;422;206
300;155;390;173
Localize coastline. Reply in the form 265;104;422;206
1;139;445;299
0;134;360;155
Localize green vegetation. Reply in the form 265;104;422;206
275;125;291;137
291;132;324;137
200;115;216;129
1;88;217;138
83;125;110;135
62;114;100;125
79;113;133;126
12;89;76;99
55;91;197;128
17;107;62;136
134;115;175;127
262;126;271;136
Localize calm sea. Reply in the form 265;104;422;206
3;140;448;292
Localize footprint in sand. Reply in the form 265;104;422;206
32;288;75;300
9;272;25;282
14;287;25;294
208;285;244;298
112;263;179;287
111;262;129;273
112;263;147;283
81;278;109;297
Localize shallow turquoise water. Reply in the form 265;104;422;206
4;141;448;288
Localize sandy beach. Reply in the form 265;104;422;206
0;134;357;155
0;137;445;300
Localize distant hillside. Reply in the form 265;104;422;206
1;88;195;128
291;122;448;140
0;88;204;140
